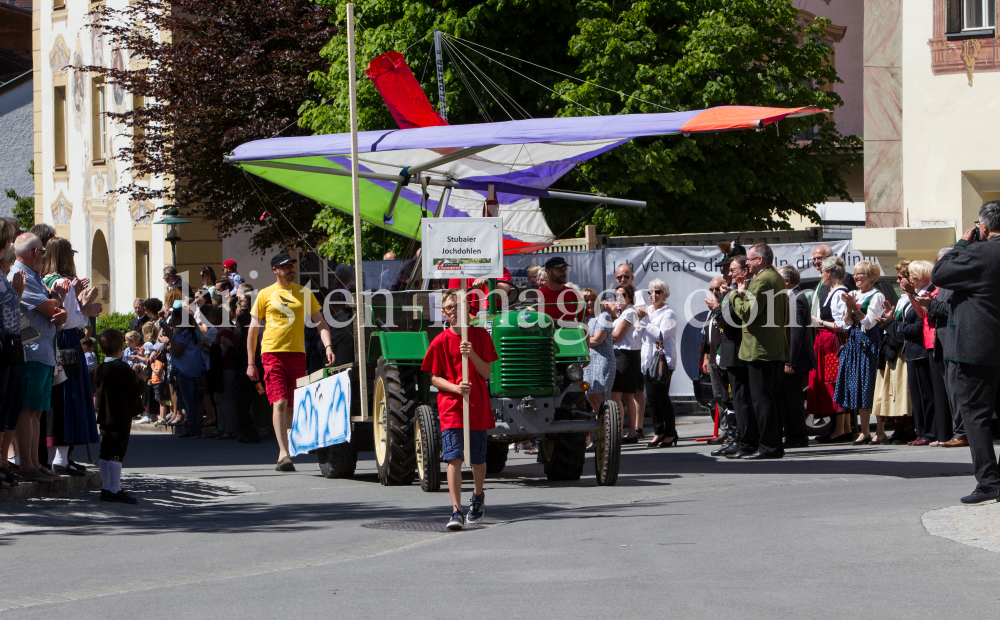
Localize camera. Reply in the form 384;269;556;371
972;221;981;242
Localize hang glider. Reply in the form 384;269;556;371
226;105;823;253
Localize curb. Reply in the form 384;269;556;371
131;421;183;434
0;471;101;503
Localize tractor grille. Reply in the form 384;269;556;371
497;336;555;395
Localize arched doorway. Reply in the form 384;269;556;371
92;230;111;316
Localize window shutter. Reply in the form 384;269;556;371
946;0;963;33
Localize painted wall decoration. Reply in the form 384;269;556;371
111;50;125;107
289;369;352;456
72;39;85;131
51;194;72;226
49;36;70;74
91;27;104;68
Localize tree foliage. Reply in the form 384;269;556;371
5;161;35;231
82;0;334;251
303;0;860;240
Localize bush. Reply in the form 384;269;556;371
95;312;133;362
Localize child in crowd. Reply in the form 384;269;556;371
123;331;143;368
81;337;97;373
420;289;498;531
137;322;162;424
94;329;145;504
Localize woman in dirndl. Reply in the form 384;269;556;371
41;237;100;475
834;260;886;444
809;256;850;442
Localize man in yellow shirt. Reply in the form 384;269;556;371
248;252;336;472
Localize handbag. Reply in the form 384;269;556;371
58;346;82;377
645;339;670;385
0;333;24;365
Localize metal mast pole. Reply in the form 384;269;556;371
434;30;448;122
347;3;368;420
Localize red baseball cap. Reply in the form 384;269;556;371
222;259;237;269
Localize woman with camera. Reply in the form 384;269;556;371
833;261;886;445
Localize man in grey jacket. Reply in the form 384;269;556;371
932;201;1000;504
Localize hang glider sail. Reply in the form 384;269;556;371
226;105;823;253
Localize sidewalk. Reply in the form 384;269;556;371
0;471;100;503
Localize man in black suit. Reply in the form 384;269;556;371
931;201;1000;504
128;298;151;334
711;255;759;459
702;277;734;444
778;265;815;448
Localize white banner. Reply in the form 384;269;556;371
605;240;873;398
504;250;604;293
421;218;504;279
290;369;352;456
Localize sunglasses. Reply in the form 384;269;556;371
615;275;630;281
709;286;722;292
650;289;664;296
441;304;457;312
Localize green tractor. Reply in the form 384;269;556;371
314;287;622;490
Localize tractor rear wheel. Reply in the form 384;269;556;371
414;405;441;492
317;438;358;479
595;400;622;486
485;440;509;474
373;358;417;486
541;413;587;481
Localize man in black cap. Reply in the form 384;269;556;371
538;256;585;326
247;252;337;472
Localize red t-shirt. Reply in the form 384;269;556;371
448;268;512;312
421;326;499;431
537;285;585;325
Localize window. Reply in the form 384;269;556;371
92;78;106;163
132;94;145;162
947;0;996;33
965;0;996;29
53;86;67;169
53;0;65;10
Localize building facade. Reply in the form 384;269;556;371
854;0;1000;263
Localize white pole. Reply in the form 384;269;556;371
459;278;470;468
347;4;368;421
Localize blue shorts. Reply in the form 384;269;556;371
21;361;53;412
441;429;488;465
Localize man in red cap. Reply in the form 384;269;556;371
222;259;243;287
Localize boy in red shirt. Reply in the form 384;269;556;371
421;290;499;530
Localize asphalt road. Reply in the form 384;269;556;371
2;418;998;619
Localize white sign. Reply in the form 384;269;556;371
421;218;503;279
290;369;352;456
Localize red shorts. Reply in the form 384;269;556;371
261;352;307;405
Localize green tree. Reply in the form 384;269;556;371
550;0;861;235
303;0;860;241
5;161;35;231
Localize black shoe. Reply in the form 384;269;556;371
635;428;645;440
53;465;85;478
101;489;138;504
782;439;809;449
815;433;847;444
177;432;201;439
711;443;735;457
852;435;872;446
725;449;754;459
447;510;465;531
467;492;485;524
960;488;1000;504
621;436;639;445
741;450;783;460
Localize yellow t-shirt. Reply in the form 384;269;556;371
251;282;321;354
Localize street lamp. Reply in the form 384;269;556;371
153;206;191;267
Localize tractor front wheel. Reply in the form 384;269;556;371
317;438;358;479
595;400;622;486
414;405;441;492
541;417;587;482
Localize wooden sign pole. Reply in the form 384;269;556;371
459;277;470;468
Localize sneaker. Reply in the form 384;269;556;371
136;416;154;425
467;492;485;524
446;509;465;531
